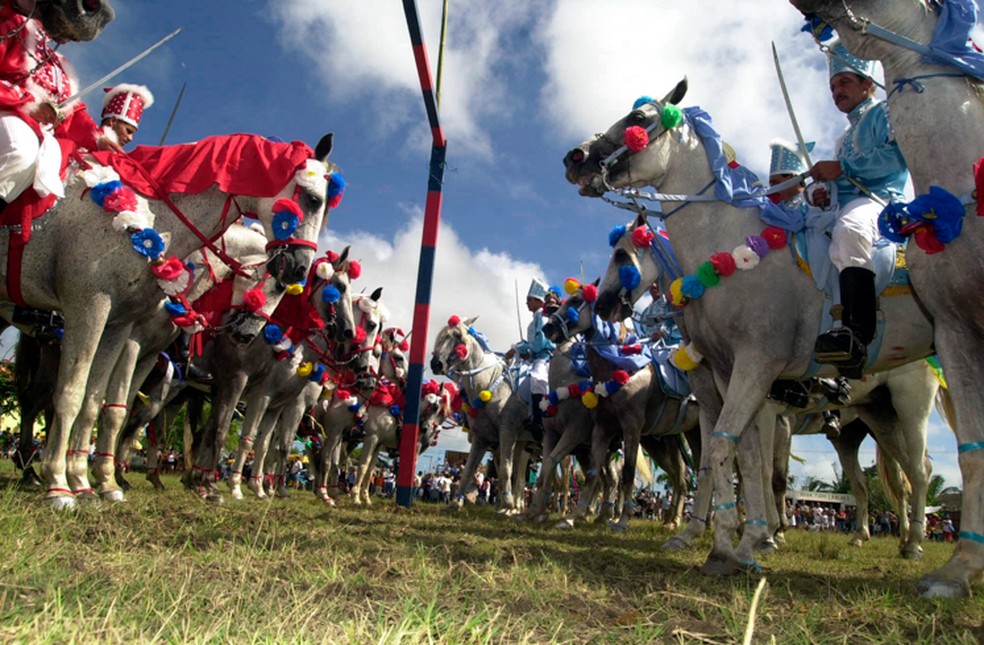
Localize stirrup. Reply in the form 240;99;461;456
768;380;810;408
814;328;867;380
822;410;841;439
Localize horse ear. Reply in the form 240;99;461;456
463;316;479;327
633;212;648;229
661;77;688;106
592;277;600;287
337;246;350;264
370;286;383;301
315;133;334;161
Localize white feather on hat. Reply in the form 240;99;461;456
101;83;155;128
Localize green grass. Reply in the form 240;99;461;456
0;460;980;644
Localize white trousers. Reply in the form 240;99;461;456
830;197;880;272
529;358;550;396
0;111;63;201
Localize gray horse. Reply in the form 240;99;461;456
13;0;115;42
430;316;532;514
789;0;984;601
563;81;937;574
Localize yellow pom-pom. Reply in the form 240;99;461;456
285;283;304;296
581;391;599;409
297;362;314;377
669;278;686;306
564;277;581;295
672;347;700;371
479;389;492;403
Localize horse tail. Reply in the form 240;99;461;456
877;443;909;513
934;386;958;433
635;446;654;488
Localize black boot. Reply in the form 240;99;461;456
814;267;876;379
528;394;545;443
768;379;810;408
175;333;213;384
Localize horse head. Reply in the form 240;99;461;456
564;79;688;198
379;327;410;383
595;214;663;322
25;0;115;43
311;246;357;344
542;279;599;343
418;380;458;452
257;133;337;290
430;315;480;376
344;287;387;392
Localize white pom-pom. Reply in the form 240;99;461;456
556;389;570;401
316;262;334;280
732;245;760;271
539;399;551;412
82;165;120;188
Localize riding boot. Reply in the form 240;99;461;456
767;379;810;408
175;332;213;384
529;394;545;443
814;267;877;379
11;306;64;340
822;409;842;439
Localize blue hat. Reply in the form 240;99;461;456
769;139;814;176
527;278;549;301
828;41;878;80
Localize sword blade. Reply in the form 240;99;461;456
771;41;814;168
158;81;186;146
60;27;182;108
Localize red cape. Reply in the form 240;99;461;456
89;134;314;198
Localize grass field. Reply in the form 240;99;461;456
0;460;980;644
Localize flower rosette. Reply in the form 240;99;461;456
152;256;191;296
271;198;303;241
624;125;649;153
131;229;165;259
102;186;138;213
732;244;760;270
242;288;267;313
295;160;329;198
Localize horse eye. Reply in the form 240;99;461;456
299;191;323;211
613;248;630;262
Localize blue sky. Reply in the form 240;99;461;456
1;0;964;489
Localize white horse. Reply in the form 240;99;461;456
430;316;532;514
789;0;984;600
563;82;937;575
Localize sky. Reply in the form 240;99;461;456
1;0;967;491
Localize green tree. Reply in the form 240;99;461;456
925;474;961;505
0;359;18;418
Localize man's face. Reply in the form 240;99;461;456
829;72;872;114
108;118;138;146
526;296;543;312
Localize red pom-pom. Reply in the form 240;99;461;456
326;250;340;263
631;225;655;248
421;380;440;397
272;198;303;218
328;193;343;209
399;341;409;352
447;315;461;327
582;284;598;302
242;288;266;313
624;125;649;153
354;327;366;344
761;226;787;250
913;224;945;254
172;313;198;328
567;383;582;398
346;260;362;280
709;252;737;277
151;256;186;281
103;186;137;213
335;388;351;401
454;344;469;359
546;405;558;417
612;370;631;385
621;344;642;355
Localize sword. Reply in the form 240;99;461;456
158;81;186;146
771;41;884;207
60;28;182;108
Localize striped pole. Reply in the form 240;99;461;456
396;0;448;507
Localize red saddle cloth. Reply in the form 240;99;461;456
89;133;314;199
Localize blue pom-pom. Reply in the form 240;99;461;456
578;380;593;393
328;172;346;198
272;211;299;240
548;391;560;406
389;405;402;417
606;380;623;395
564;307;579;325
348;403;361;413
609;224;627;247
619;264;641;291
878;202;910;243
164;300;187;316
910;185;965;244
310;364;326;382
131;228;165;258
681;275;706;300
322;284;340;303
54;328;64;340
263;324;283;344
632;96;654;110
90;180;123;207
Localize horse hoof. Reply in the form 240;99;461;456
848;538;864;547
608;521;628;533
700;553;743;576
205;494;225;504
101;490;126;503
662;536;690;551
900;546;923;561
46;495;77;511
322;496;336;507
555;518;575;530
231;488;243;500
917;574;969;599
74;489;99;502
755;538;779;555
276;488;290;500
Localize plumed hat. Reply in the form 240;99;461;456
527;277;549;301
769;139;814;176
827;41;878;81
101;83;155;128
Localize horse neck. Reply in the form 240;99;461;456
548;337;581;384
454;350;502;395
155;189;256;260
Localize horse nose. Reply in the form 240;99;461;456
564;146;587;169
232;330;257;345
542;322;559;341
341;327;355;340
430;357;444;374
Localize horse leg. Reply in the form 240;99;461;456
648;435;688;530
511;440;530;514
446;437;488;511
91;331;142;501
249;406;278;500
233;388;269;500
664;393;719;551
753;406;780;554
561;422;610;528
195;371;248;502
494;427;520;515
771;414;793;546
13;333;51;487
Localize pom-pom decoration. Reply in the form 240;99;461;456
746;235;769;259
272;211;299;240
310;364;326;382
263;324;284;344
669;278;686;306
389;405;402;417
632;96;654;110
164;300;187;317
709;252;737;277
631;226;654;248
90;180;123;207
454;344;469;360
315;261;334;280
564;277;581;295
567;383;582;398
624;125;649;153
695;261;720;288
353;327;366;344
242;288;267;313
564;307;579;325
326;250;340;263
131;229;165;258
478;390;492;403
619;265;641;291
285;283;304;296
672;343;703;371
151;256;186;282
761;226;787;250
321;284;341;303
547;391;560;406
609;224;627;247
447;315;461;327
272;198;303;219
582;284;598;302
732;245;761;270
581;391;599;409
102;186;138;213
681;275;706;300
327;172;346;209
611;370;631;385
297;362;313;377
660;104;683;129
347;260;362;280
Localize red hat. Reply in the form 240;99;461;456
101;84;154;128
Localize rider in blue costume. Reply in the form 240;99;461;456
505;278;556;441
808;42;910;378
